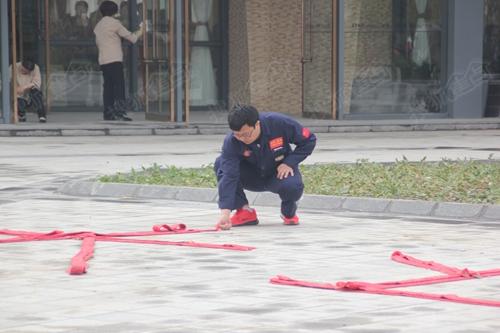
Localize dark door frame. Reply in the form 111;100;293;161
0;0;10;123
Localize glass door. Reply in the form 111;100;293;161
302;0;336;119
484;0;500;117
141;0;174;121
484;0;500;76
43;0;102;112
14;0;147;116
10;0;41;122
341;0;446;117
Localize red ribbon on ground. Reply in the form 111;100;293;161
67;237;95;275
270;251;500;308
0;224;255;275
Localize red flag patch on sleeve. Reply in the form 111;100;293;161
269;137;284;150
302;127;311;138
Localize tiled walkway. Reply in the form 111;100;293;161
1;195;500;333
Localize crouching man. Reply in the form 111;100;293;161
215;105;316;230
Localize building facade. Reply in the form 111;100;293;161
0;0;499;124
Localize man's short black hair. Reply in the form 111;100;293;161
21;58;35;72
228;105;259;131
100;0;118;16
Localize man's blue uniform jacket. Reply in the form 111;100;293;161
216;112;317;210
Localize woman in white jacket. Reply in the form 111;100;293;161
94;1;143;121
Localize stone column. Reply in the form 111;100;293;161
228;0;302;115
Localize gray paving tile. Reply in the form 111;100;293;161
1;198;500;332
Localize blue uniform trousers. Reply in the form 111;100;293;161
215;158;304;218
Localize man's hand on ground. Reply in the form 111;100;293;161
277;163;294;179
217;209;232;230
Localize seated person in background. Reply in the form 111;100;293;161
12;58;46;123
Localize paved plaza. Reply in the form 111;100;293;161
1;130;499;332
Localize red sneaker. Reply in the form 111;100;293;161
282;215;299;225
230;208;259;227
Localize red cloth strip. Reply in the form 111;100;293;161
95;236;255;251
0;228;252;251
152;224;187;232
0;224;219;242
97;226;219;237
0;224;253;275
67;237;95;275
270;276;500;307
373;268;500;289
270;251;500;308
0;230;65;243
271;275;340;289
338;282;500;307
391;251;480;277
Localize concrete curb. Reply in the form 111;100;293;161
2;118;500;137
58;181;500;222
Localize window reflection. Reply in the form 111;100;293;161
484;0;500;75
48;0;136;110
90;0;104;31
44;0;225;112
49;0;107;109
302;0;333;118
0;62;1;100
190;0;217;106
137;0;170;115
68;1;92;39
343;0;443;115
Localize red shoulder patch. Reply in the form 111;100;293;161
269;137;284;150
302;127;311;138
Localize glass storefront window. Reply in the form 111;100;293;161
48;0;105;111
12;0;226;116
484;0;500;118
303;0;332;118
0;21;3;118
189;0;222;107
138;0;171;116
0;45;2;121
484;0;500;76
343;0;444;115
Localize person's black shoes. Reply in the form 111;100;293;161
103;114;117;120
103;104;133;121
16;115;47;123
103;113;132;121
116;114;132;121
113;107;133;121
